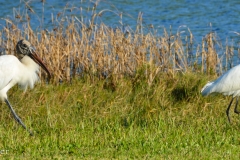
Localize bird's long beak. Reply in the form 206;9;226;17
29;51;51;79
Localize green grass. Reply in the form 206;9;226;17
0;72;240;159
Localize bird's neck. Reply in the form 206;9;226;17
20;56;39;72
18;56;40;90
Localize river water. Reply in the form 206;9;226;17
0;0;240;56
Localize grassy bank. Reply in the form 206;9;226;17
0;72;239;159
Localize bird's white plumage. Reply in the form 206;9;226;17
201;64;240;97
0;39;51;135
0;55;39;101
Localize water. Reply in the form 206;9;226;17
0;0;240;53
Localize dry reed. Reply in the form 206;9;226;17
0;1;238;84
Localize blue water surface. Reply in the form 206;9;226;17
0;0;239;46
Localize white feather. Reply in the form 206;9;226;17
201;64;240;97
0;55;40;101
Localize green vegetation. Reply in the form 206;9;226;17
0;73;239;159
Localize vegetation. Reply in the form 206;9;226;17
0;0;240;159
1;73;240;159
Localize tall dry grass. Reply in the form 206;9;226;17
0;1;238;84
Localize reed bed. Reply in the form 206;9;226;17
0;1;238;84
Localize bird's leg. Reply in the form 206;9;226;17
234;97;240;114
226;97;234;123
4;98;33;136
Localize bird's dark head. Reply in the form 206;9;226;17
16;39;33;58
16;39;51;79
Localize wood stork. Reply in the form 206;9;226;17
0;39;51;135
201;65;240;123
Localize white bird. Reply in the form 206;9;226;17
201;65;240;123
0;39;51;135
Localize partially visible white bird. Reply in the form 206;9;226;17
201;65;240;123
0;39;51;135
